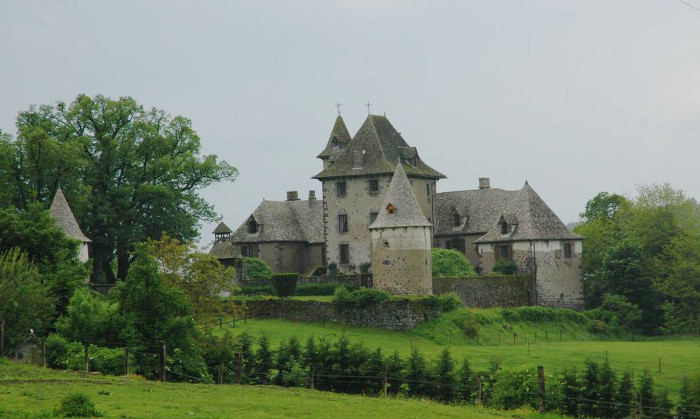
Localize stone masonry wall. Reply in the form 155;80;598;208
242;299;443;331
432;275;534;308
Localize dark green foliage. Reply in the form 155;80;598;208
503;306;589;324
303;336;316;367
616;371;635;419
56;393;101;417
44;334;82;369
560;368;580;417
241;258;273;279
433;348;455;402
678;374;700;418
452;314;479;338
598;360;617;418
201;332;237;384
405;347;428;397
581;360;600;418
271;273;298;297
333;286;390;307
586;294;643;330
255;335;272;385
639;369;657;417
456;358;475;403
326;262;339;277
488;368;539;410
238;283;274;296
655;390;673;419
2;94;237;283
415;293;461;312
65;345;124;375
431;248;476;277
0;248;54;349
295;282;359;296
385;350;404;396
239;332;255;384
492;259;518;275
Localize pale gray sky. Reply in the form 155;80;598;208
2;1;700;248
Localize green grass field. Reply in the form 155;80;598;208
0;363;565;418
215;308;700;395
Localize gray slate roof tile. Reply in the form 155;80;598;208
369;163;431;229
49;189;91;243
231;199;324;243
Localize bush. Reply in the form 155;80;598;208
492;259;518;275
66;345;124;375
416;293;462;312
239;283;274;296
55;393;101;417
271;273;298;297
327;262;339;277
502;306;589;324
295;282;359;296
45;334;82;369
333;286;390;307
585;294;642;329
453;314;479;338
241;258;273;279
431;248;476;277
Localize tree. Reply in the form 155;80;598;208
0;248;54;350
241;257;273;279
456;358;475;404
581;360;600;418
616;371;635;419
147;234;234;317
560;368;580;418
1;94;237;283
638;369;657;417
431;248;476;277
405;347;428;397
433;348;455;402
56;288;118;371
597;360;617;418
0;204;87;314
255;335;273;385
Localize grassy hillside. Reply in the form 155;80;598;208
214;307;700;394
0;362;565;419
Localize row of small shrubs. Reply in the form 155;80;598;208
332;286;461;312
501;306;590;325
239;281;360;297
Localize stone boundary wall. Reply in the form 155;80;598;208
242;299;441;331
240;274;372;288
432;275;534;308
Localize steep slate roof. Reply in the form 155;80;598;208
212;222;232;234
316;115;352;159
369;163;432;229
49;189;91;243
208;241;240;259
231;199;324;244
314;115;445;180
435;182;581;243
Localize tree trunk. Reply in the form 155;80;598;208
83;343;89;372
117;246;130;280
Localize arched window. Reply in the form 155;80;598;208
338;209;348;233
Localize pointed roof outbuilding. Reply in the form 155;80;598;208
369;163;432;229
213;222;232;234
49;189;91;243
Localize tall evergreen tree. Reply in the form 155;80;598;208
433;348;455;402
456;358;475;404
385;350;404;396
255;335;272;385
303;336;316;367
598;360;617;418
638;369;657;417
654;390;673;419
406;347;428;397
581;360;601;418
616;371;635;419
238;332;255;384
561;368;581;418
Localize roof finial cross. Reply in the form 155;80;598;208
365;101;372;115
335;101;342;115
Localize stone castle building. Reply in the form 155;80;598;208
214;114;584;309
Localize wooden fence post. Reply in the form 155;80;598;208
218;364;224;384
513;332;517;346
382;372;388;397
160;341;167;382
477;374;483;406
538;365;546;414
124;347;129;375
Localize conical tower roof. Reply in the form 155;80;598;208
49;189;91;243
213;222;232;234
316;115;352;159
369;163;431;229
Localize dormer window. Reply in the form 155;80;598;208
386;203;395;214
332;137;341;150
500;221;509;234
453;212;461;227
248;218;258;234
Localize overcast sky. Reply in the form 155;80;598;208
2;1;700;249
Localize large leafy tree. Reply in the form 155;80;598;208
0;248;54;350
0;94;237;283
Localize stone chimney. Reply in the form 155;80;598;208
308;190;316;206
286;191;299;201
479;177;490;190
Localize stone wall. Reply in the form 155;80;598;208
242;298;443;331
241;273;372;288
371;226;432;295
432;275;534;308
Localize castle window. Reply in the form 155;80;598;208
453;212;461;227
248;219;258;234
426;183;431;202
369;211;378;224
241;245;257;258
500;221;509;235
563;242;573;259
339;244;350;265
497;244;512;261
336;181;347;197
369;179;379;195
332;137;341;150
338;212;348;233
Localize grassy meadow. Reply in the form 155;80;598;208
0;362;565;419
214;307;700;395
